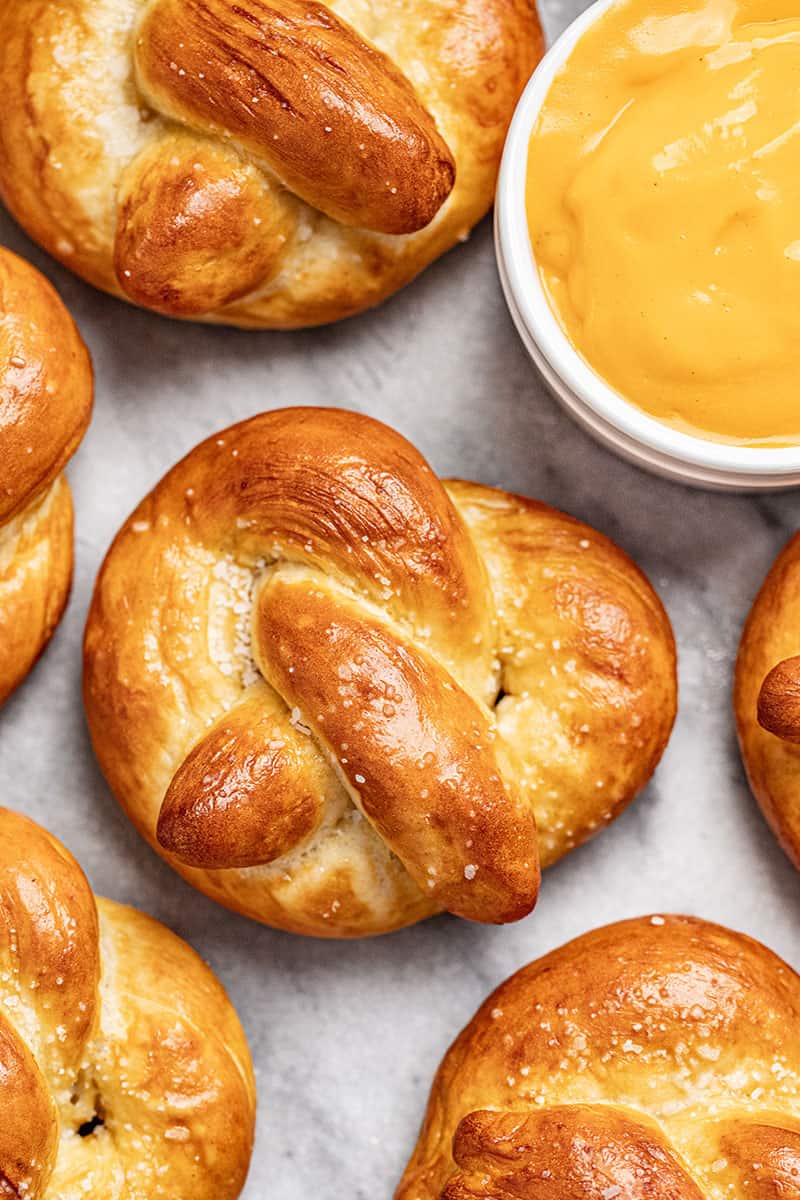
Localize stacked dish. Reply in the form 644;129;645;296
497;0;800;487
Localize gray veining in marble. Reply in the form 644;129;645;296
1;1;799;1194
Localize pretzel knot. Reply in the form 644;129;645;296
0;807;255;1200
84;409;676;937
0;248;92;706
736;532;800;871
0;0;542;326
398;915;800;1200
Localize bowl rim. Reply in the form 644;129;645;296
496;0;800;476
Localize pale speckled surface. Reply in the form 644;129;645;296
1;1;800;1193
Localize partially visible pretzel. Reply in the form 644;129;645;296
0;806;255;1200
0;248;92;706
397;915;800;1200
0;0;543;326
84;408;676;937
736;532;800;868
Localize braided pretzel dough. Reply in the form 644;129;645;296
736;532;800;869
397;915;800;1200
0;0;542;327
83;408;676;937
0;247;92;706
0;806;255;1200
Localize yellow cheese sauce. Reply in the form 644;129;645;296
526;0;800;445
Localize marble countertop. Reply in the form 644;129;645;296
2;1;799;1192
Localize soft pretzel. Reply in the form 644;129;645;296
83;408;676;937
0;806;255;1200
0;247;93;706
397;914;800;1200
0;0;543;327
736;532;800;868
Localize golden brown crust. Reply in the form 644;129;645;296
0;806;256;1200
444;1108;705;1199
135;0;457;235
0;476;75;707
0;248;93;705
0;248;92;524
736;533;800;868
83;408;676;937
0;0;542;327
256;576;539;923
0;1022;57;1200
397;915;800;1200
758;655;800;742
158;690;329;867
718;1119;800;1197
449;480;678;868
114;132;294;316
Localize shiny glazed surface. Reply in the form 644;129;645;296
397;915;800;1199
0;0;542;327
0;807;255;1199
527;0;800;445
0;247;93;705
736;531;800;869
82;407;677;938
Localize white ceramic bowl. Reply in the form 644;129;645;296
495;0;800;491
